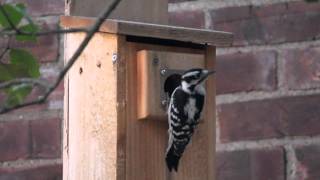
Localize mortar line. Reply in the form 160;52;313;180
275;47;286;91
0;110;62;122
284;145;297;180
204;9;212;29
216;135;320;152
0;158;62;168
217;39;320;55
216;88;320;105
169;0;300;12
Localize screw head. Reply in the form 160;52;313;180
161;100;167;107
112;53;117;63
153;57;159;66
160;69;167;76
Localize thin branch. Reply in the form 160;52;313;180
0;78;49;90
0;0;122;114
0;47;9;61
0;37;11;62
0;28;88;37
0;3;88;37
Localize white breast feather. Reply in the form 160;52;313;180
184;97;198;123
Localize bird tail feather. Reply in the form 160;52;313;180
166;146;180;172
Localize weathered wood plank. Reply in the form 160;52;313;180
60;16;233;46
205;46;216;180
125;42;216;180
136;50;205;120
65;32;122;180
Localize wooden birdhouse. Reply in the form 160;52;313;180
62;1;232;180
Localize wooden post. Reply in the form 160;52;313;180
62;16;232;180
66;0;168;24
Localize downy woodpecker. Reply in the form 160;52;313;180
165;68;215;172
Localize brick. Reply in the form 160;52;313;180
0;17;60;63
288;1;320;14
216;148;285;180
210;1;320;46
0;92;6;105
295;145;320;180
30;118;61;158
0;164;62;180
0;121;29;161
46;75;64;101
169;10;205;28
283;47;320;90
218;95;320;142
216;51;277;94
210;6;251;23
8;0;64;16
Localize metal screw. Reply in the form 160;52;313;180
112;53;117;63
153;57;159;66
160;69;167;76
161;100;167;107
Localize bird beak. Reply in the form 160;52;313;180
198;70;215;84
207;70;215;76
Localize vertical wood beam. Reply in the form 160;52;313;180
205;46;216;180
64;32;124;180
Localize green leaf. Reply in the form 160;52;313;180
15;3;26;13
0;63;31;81
16;23;39;42
0;4;24;29
9;49;40;78
0;64;14;81
5;84;32;107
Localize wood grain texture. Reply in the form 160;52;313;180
136;50;204;120
63;30;70;180
60;16;233;46
64;32;123;180
126;42;168;180
205;46;216;180
116;35;127;180
66;0;168;24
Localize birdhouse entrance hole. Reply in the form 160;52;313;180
162;70;183;108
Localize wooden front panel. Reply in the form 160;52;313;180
136;50;205;120
64;32;121;180
125;42;216;180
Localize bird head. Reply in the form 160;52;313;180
181;68;215;93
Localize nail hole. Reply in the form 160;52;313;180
153;57;159;66
97;61;102;68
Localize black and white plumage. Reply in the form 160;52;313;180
165;68;215;172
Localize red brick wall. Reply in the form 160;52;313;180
2;0;320;179
0;0;64;179
169;0;320;179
